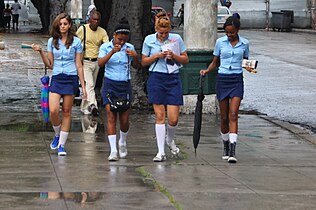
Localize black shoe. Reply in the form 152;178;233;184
228;142;237;163
89;104;98;116
222;140;229;160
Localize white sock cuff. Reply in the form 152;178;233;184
167;124;177;129
53;124;61;136
221;132;229;141
229;133;237;143
59;131;69;146
119;130;129;146
108;135;116;141
108;135;117;152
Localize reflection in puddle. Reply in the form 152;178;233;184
81;115;98;134
40;192;102;205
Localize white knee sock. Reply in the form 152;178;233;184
155;124;166;155
53;124;61;137
119;130;128;146
59;131;69;146
166;124;177;144
221;132;229;141
108;135;117;153
229;133;237;143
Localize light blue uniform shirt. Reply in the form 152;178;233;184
142;33;187;74
98;40;135;82
214;35;249;74
47;37;83;76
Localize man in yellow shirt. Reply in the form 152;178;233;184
76;10;109;116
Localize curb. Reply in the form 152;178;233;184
259;115;316;145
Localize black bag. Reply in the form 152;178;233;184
107;94;130;113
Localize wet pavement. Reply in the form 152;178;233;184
1;28;316;209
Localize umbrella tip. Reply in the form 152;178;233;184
194;149;196;158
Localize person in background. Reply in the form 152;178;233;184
2;3;12;31
200;16;253;163
11;0;21;30
176;4;184;27
76;10;109;116
32;13;87;156
141;17;189;162
98;17;139;161
86;4;96;23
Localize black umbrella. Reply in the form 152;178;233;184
193;75;205;156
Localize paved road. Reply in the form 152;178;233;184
238;29;316;132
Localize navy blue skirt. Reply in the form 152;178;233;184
50;74;79;95
216;73;244;101
147;72;183;105
102;77;132;106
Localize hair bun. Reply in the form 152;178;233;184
114;17;130;34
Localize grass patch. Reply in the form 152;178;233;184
136;166;183;210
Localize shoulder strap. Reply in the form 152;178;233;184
82;25;86;52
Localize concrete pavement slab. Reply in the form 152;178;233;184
1;28;316;209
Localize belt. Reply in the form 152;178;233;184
84;57;98;62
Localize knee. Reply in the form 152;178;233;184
168;119;178;127
230;111;238;122
62;108;72;118
155;113;165;123
50;108;59;117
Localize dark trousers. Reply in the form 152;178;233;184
4;16;11;29
12;14;19;28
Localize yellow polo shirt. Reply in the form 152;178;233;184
76;24;109;59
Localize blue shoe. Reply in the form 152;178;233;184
50;135;59;150
58;145;67;156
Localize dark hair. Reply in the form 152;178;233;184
232;13;240;20
114;17;130;35
50;13;75;49
89;10;101;19
223;16;240;29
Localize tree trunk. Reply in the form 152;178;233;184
0;0;5;29
95;0;152;108
30;0;51;33
49;0;68;26
94;0;112;31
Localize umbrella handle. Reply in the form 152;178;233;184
199;75;205;94
44;66;47;75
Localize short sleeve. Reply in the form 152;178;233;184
98;43;108;58
102;30;109;43
213;40;220;57
47;38;53;52
74;38;83;53
142;36;150;56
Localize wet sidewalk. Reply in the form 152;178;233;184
1;112;316;209
1;31;316;209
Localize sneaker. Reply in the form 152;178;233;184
228;142;237;163
58;145;67;156
167;140;180;155
108;152;119;161
153;153;166;162
222;140;230;160
50;135;59;150
119;145;128;159
89;104;98;116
